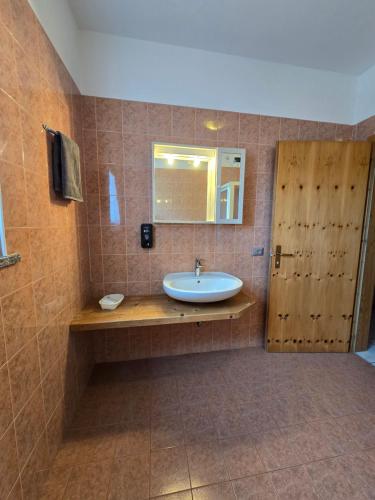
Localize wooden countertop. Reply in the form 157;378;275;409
70;292;254;332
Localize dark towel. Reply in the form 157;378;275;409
53;132;83;202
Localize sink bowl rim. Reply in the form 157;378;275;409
163;271;243;295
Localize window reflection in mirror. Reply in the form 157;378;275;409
218;152;242;222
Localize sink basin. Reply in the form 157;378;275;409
163;272;243;303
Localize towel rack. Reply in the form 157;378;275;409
42;123;57;135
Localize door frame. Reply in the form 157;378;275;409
351;137;375;352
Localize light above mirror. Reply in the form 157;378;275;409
152;143;246;224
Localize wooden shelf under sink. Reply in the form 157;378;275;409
70;292;254;332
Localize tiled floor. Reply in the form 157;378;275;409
37;347;375;499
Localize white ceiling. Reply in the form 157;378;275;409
67;0;375;75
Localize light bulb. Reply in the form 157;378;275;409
193;158;200;167
167;155;174;166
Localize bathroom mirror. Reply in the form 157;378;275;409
152;143;245;224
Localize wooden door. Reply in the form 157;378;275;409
266;141;372;353
352;143;375;351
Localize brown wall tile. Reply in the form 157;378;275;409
0;424;19;499
14;385;45;469
0;3;93;492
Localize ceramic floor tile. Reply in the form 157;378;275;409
109;454;150;500
232;473;277;499
151;411;185;449
271;465;319;499
63;460;112;500
53;426;117;468
252;428;304;471
150;446;190;497
154;491;193;499
309;417;359;456
192;481;236;499
187;440;228;488
39;347;375;498
279;422;338;463
306;456;369;500
336;451;375;497
219;434;265;480
182;409;218;444
335;413;375;450
114;422;151;457
37;467;72;500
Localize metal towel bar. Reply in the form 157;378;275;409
42;123;57;135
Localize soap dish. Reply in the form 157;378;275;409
99;294;124;311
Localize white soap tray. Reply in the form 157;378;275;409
99;294;125;311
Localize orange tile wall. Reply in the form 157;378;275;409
81;98;358;363
0;1;92;498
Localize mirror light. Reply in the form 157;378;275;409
167;155;175;166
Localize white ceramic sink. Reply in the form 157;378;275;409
163;272;243;303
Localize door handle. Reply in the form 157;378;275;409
271;245;294;268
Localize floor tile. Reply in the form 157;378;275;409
232;473;277;499
154;491;193;499
192;481;236;499
252;428;304;471
187;440;228;488
306;456;368;500
114;422;151;457
212;407;249;439
109;454;150;500
182;406;218;444
151;410;185;449
336;451;375;497
220;434;265;479
309;417;359;455
37;467;72;500
63;460;112;500
53;426;117;468
279;422;337;463
151;376;180;416
150;446;190;497
335;412;375;450
41;347;375;498
271;465;319;499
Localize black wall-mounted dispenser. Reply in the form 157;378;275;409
141;223;153;248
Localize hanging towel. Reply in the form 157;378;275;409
53;132;83;202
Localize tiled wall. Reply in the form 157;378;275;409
0;1;92;498
356;115;375;139
155;168;208;222
81;96;357;363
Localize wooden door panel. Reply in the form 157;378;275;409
267;141;371;353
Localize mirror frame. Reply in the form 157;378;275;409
152;142;246;224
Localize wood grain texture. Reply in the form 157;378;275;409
266;141;371;352
70;292;254;332
352;144;375;351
